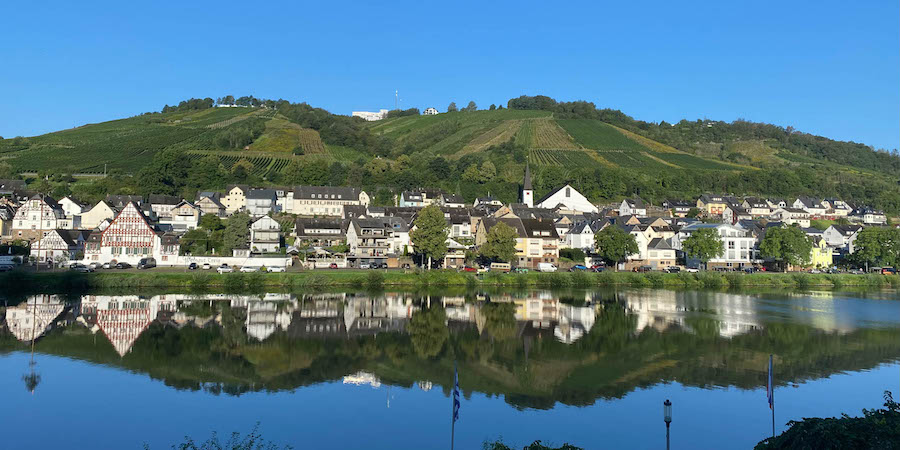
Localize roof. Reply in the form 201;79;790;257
520;218;560;238
648;238;673;250
699;194;727;203
796;196;824;209
226;184;250;193
294;185;360;200
246;189;277;200
523;165;532;190
831;224;863;235
0;179;27;195
664;199;693;208
296;218;345;234
479;217;527;238
148;194;181;205
106;194;143;207
624;197;646;208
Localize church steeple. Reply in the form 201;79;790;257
521;164;534;207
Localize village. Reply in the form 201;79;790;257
0;168;891;274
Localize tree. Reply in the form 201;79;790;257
686;208;701;218
410;204;448;269
199;214;224;232
222;213;251;255
489;104;496;111
464;101;477;112
852;227;900;270
759;226;813;271
479;161;496;181
594;226;638;270
447;102;458;113
408;307;449;358
480;222;518;263
682;227;724;270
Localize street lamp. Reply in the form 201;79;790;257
663;399;672;450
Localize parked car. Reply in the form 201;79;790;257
217;264;233;274
490;262;511;273
569;265;589;271
743;267;757;274
102;262;112;269
329;263;339;269
202;263;211;270
593;267;605;273
513;267;529;274
537;262;557;273
115;262;132;269
89;262;102;270
881;267;896;275
666;266;681;273
635;265;653;273
240;266;259;273
359;263;371;269
461;267;477;273
70;264;93;273
188;262;198;270
685;267;699;273
267;266;286;273
137;258;156;270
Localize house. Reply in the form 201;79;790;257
444;238;467;268
250;216;283;253
33;229;90;263
767;198;787;210
741;197;771;217
697;194;729;216
446;212;473;240
564;219;607;252
79;200;117;230
245;189;278;217
223;184;250;214
809;236;833;269
292;186;370;217
148;194;181;219
106;194;144;208
671;223;757;270
58;196;85;217
11;194;65;241
723;204;752;225
771;207;811;228
346;218;397;267
351;109;389;121
850;207;886;225
83;202;179;265
162;201;201;231
618;197;647;217
195;192;226;217
662;199;694;218
646;238;677;270
792;197;827;217
0;179;27;199
294;218;346;247
823;198;853;217
423;107;439;115
474;196;503;208
440;193;466;209
475;217;559;269
823;224;863;253
399;189;444;208
536;184;598;214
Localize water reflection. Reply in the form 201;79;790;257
1;289;899;408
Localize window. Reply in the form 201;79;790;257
565;187;570;198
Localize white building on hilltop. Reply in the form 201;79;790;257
351;109;389;121
423;107;439;115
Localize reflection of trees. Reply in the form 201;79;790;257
408;307;448;359
482;302;516;341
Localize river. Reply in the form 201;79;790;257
1;288;899;449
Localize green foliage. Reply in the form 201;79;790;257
760;226;813;270
407;306;449;358
682;228;725;267
222;213;251;256
755;391;899;450
161;97;214;113
410;205;449;268
160;423;292;450
852;227;900;268
593;226;638;268
484;440;583;450
480;222;518;263
559;248;586;262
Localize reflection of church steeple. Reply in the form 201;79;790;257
521;164;534;207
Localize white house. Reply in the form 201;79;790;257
618;197;647;217
80;200;117;230
823;224;863;253
11;195;66;241
82;202;179;265
851;207;886;225
161;201;201;231
250;215;282;253
792;197;827;217
771;208;811;228
351;109;389;121
58;196;85;217
536;185;598;214
565;220;607;252
246;189;278;217
423;107;439;115
33;229;90;263
672;223;757;270
291;186;369;217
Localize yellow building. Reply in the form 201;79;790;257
809;237;832;269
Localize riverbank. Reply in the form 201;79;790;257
2;269;899;293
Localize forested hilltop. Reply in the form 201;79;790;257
1;94;898;212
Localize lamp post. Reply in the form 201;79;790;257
663;399;672;450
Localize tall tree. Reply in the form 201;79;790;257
222;213;251;255
464;101;477;112
682;227;724;270
594;226;638;271
447;102;458;113
759;226;813;271
407;306;449;358
480;222;518;263
852;227;900;270
410;204;448;269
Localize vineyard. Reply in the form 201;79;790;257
186;151;294;179
531;119;580;149
458;120;523;155
205;110;261;129
557;119;650;152
297;128;327;154
529;149;597;167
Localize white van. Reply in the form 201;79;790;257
538;263;557;273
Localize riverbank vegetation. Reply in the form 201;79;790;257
2;270;900;294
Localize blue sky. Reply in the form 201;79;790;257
2;1;898;150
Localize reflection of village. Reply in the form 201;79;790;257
1;289;876;359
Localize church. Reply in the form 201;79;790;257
520;165;598;213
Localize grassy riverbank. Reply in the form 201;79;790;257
2;269;899;293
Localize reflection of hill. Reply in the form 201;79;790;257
1;290;899;409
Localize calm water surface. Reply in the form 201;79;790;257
2;288;899;449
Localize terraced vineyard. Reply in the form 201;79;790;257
529;149;598;167
459;120;523;155
186;151;295;179
297;128;327;154
531;119;579;149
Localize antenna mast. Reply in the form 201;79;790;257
395;90;399;110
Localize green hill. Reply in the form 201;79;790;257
1;96;898;213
